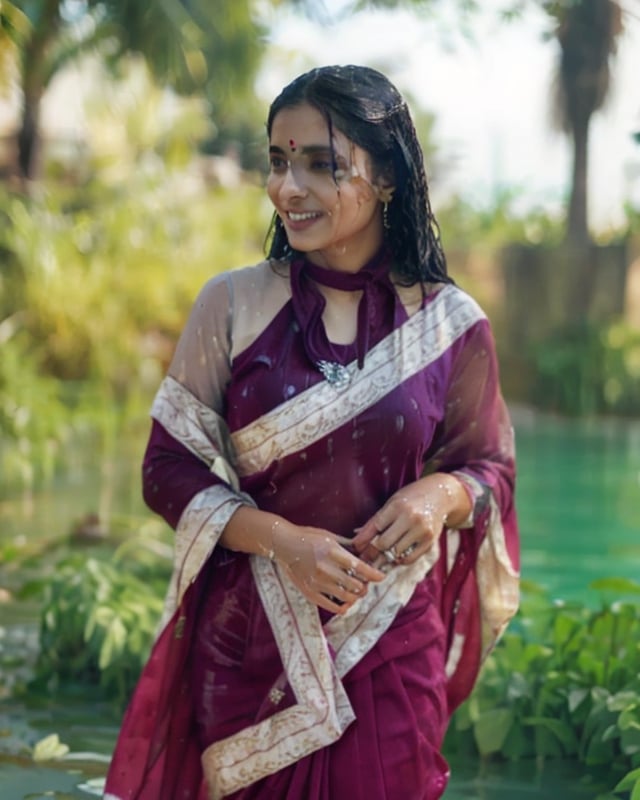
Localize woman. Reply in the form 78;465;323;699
104;65;519;800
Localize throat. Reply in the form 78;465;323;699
319;288;362;345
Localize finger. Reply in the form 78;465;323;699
288;573;355;615
341;551;385;583
357;539;386;566
334;535;357;550
350;520;380;551
315;591;354;615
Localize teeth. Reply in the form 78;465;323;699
288;211;319;222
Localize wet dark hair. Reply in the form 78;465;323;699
265;64;450;285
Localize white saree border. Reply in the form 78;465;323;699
151;379;257;633
444;494;520;680
202;548;441;800
157;485;256;633
231;285;485;475
201;557;356;800
152;375;243;491
476;496;520;655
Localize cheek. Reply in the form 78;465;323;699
266;174;281;206
349;176;377;204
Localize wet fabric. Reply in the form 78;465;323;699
104;257;519;800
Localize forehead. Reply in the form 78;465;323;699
269;103;350;150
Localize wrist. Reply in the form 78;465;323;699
221;506;291;559
426;472;472;528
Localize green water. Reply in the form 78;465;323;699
513;408;640;604
1;409;639;798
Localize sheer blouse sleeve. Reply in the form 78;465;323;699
424;316;516;529
142;274;250;530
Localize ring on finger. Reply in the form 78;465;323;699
401;543;418;558
383;547;398;563
345;567;357;578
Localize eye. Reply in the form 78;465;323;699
269;155;287;173
309;157;334;172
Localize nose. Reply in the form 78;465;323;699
279;162;308;199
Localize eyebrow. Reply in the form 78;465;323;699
269;144;334;156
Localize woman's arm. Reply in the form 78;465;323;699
352;316;516;567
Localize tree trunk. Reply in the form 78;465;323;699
564;112;598;321
566;113;591;247
15;0;62;182
17;88;41;181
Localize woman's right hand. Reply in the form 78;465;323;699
271;522;385;615
221;507;385;615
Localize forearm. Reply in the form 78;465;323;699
220;505;290;559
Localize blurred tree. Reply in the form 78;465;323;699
5;0;468;182
499;0;626;325
0;2;28;95
7;0;262;181
544;0;624;247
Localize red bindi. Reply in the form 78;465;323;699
289;138;296;151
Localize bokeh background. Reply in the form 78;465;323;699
1;2;640;798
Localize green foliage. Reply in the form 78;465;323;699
0;332;71;489
1;173;266;384
0;142;268;485
437;188;565;251
446;581;640;797
30;550;170;707
531;320;640;416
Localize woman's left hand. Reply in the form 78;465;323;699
350;473;471;569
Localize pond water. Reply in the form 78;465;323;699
513;408;640;604
1;408;639;798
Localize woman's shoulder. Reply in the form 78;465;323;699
394;280;487;323
194;259;291;308
435;283;487;318
202;260;292;360
213;258;290;292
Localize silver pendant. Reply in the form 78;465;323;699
316;360;351;389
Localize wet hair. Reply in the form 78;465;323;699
265;64;450;285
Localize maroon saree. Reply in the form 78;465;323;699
104;255;519;800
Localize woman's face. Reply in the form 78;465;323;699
267;102;386;271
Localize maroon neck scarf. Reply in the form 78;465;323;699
289;248;400;371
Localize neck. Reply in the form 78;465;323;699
304;234;385;274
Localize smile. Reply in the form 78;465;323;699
287;211;322;222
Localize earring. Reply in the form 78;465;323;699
383;201;390;230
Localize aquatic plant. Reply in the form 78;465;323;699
446;578;640;798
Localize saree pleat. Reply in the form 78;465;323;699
218;578;449;800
